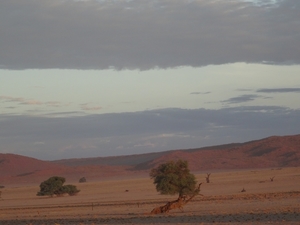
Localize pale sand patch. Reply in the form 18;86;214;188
0;167;299;224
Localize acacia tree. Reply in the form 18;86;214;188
37;176;80;197
150;160;202;214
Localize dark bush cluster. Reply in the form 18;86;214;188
37;176;80;197
79;177;87;183
62;184;80;196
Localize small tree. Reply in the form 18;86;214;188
37;176;80;197
206;173;211;183
79;177;87;183
150;160;202;214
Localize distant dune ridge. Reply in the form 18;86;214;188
1;134;299;185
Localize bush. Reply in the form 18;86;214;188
37;176;80;197
79;177;87;183
63;184;80;196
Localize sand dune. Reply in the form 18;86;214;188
1;134;300;186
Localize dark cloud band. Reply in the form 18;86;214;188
257;88;300;93
0;0;299;70
1;106;299;160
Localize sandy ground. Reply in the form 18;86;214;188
0;167;299;225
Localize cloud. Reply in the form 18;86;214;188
190;92;211;95
133;142;157;148
0;96;23;103
257;88;300;93
0;96;43;105
0;96;70;110
0;95;101;113
1;106;299;160
80;103;102;111
46;101;65;107
241;0;281;7
222;94;260;104
33;141;45;145
21;100;43;105
1;0;299;70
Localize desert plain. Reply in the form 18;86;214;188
0;167;299;225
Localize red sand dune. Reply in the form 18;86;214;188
0;153;66;177
1;134;299;185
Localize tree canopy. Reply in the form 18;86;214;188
150;160;198;197
37;176;80;197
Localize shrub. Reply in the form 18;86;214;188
37;176;80;197
79;177;87;183
63;184;80;196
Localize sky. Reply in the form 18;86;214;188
1;0;300;160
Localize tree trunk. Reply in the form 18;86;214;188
206;173;211;183
150;183;202;214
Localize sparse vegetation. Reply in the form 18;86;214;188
79;177;87;183
1;167;300;224
37;176;80;197
62;184;81;196
150;160;202;214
